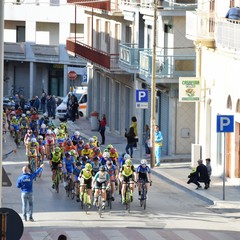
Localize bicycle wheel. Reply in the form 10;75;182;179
55;172;59;193
107;190;112;209
84;192;88;213
125;190;130;212
142;188;146;210
98;195;102;217
71;181;75;200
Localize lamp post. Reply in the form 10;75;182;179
150;0;157;168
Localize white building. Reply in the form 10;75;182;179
186;0;240;181
4;0;87;99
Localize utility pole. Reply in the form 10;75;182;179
150;0;157;168
0;0;5;207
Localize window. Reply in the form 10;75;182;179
16;26;25;42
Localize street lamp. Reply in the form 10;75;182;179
150;0;158;168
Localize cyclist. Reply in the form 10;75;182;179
109;148;119;166
62;152;76;189
79;163;93;208
88;137;96;149
63;139;76;155
19;113;29;141
92;147;103;160
71;131;82;146
59;122;68;135
29;119;38;137
92;165;110;209
105;144;113;153
73;161;83;202
105;159;118;201
92;136;99;147
92;156;101;176
81;144;93;159
38;123;47;139
49;146;63;189
27;137;40;168
45;129;56;159
10;115;20;138
100;151;110;166
76;139;85;159
2;111;7;142
37;135;46;162
56;129;66;149
119;159;136;204
136;159;152;200
69;149;78;161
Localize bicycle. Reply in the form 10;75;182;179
139;180;151;210
95;187;105;217
124;181;133;213
65;173;75;199
53;166;62;193
80;184;89;214
29;156;37;181
106;185;112;210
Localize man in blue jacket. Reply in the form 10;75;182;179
16;164;44;222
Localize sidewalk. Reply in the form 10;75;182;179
57;117;240;208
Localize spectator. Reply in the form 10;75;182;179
206;158;212;188
46;95;52;117
50;95;57;119
99;114;107;145
69;94;78;122
40;92;47;113
154;125;163;167
16;164;44;222
130;116;138;149
19;95;26;112
14;94;20;109
33;96;40;113
144;124;150;155
125;125;135;158
226;6;240;20
190;159;210;190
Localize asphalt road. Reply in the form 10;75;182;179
2;130;240;240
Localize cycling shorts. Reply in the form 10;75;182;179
11;124;19;131
81;178;92;189
28;149;37;157
122;174;134;183
63;167;73;174
51;161;62;170
95;181;107;189
57;139;65;144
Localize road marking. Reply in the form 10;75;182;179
137;229;166;240
29;231;53;240
174;230;202;240
101;230;128;240
208;231;236;240
66;231;91;240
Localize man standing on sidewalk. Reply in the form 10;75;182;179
16;164;44;222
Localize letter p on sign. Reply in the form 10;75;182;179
217;115;234;133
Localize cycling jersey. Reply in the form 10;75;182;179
106;165;117;181
80;169;92;180
121;165;135;177
92;162;101;176
94;171;110;189
51;152;62;163
46;134;55;145
81;149;92;157
27;142;39;156
19;117;29;128
137;165;151;180
62;156;75;173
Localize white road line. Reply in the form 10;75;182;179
101;230;128;240
29;231;53;240
208;231;236;240
174;230;202;240
137;229;166;240
65;231;91;240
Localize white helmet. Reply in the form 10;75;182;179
38;135;43;140
31;138;37;143
54;128;58;134
21;114;26;117
89;137;94;143
124;153;131;160
75;131;80;136
141;159;147;165
103;152;110;158
43;113;48;117
26;111;30;115
41;124;46;129
47;129;52;134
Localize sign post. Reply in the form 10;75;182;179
217;115;234;200
136;90;149;161
68;70;77;92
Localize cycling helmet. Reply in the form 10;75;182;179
75;131;80;136
65;152;71;157
99;165;106;172
103;152;110;158
85;163;92;171
93;147;100;153
125;159;132;166
89;137;94;143
26;111;30;115
93;156;99;161
58;129;64;134
21;114;26;117
110;148;116;154
124;153;131;161
60;122;65;128
55;147;61;153
76;161;82;167
70;149;76;155
106;160;113;166
141;159;147;165
82;156;88;162
41;124;46;129
43;113;48;117
47;129;52;134
78;139;84;144
31;138;37;143
12;116;17;119
107;144;113;149
11;111;16;115
27;129;32;134
38;135;43;140
93;136;98;141
84;144;90;149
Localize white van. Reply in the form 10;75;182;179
56;87;87;121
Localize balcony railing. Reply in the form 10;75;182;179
139;50;196;81
216;18;240;52
4;42;26;59
119;43;147;73
66;38;120;71
186;11;215;41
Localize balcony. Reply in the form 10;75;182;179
4;42;26;60
139;50;196;83
67;0;121;13
66;38;120;72
216;18;240;52
186;11;215;42
119;43;148;73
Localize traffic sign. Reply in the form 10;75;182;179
68;70;77;80
217;115;234;132
2;167;12;187
136;90;148;109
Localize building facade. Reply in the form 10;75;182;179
186;0;240;180
67;0;197;157
4;0;87;99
